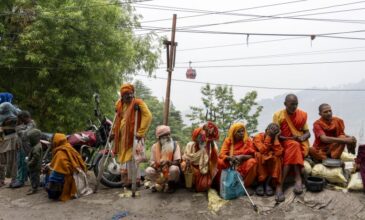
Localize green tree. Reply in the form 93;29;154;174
0;0;160;133
187;84;263;141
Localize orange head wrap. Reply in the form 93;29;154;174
192;127;203;142
203;121;219;141
120;83;135;96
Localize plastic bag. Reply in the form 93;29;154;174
347;172;364;191
73;169;93;197
312;164;347;185
304;160;312;175
134;139;147;164
220;168;245;200
341;152;356;162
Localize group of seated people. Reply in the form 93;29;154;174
1;90;358;204
144;94;357;203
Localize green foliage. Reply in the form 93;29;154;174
134;80;190;149
0;0;160;133
186;84;263;141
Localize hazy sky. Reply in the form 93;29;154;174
132;0;365;113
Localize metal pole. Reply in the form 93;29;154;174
163;14;177;126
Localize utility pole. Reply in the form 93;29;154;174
163;14;177;125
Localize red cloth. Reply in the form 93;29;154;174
356;145;365;190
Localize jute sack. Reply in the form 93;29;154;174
312;164;347;185
304;160;312;175
341;152;356;162
347;172;364;191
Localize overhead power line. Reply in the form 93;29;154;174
134;74;365;92
162;59;365;69
137;27;365;41
136;2;365;27
140;0;306;23
177;37;306;51
173;46;365;64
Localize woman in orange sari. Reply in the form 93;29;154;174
217;122;257;193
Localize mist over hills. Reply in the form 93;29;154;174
258;79;365;142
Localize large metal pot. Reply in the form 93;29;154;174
306;176;326;192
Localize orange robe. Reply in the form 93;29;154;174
273;109;309;166
253;133;283;185
113;98;152;163
309;117;346;161
50;133;87;202
217;138;257;187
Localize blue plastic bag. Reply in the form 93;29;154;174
220;168;245;200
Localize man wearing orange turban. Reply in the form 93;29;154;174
273;94;310;200
217;123;257;193
111;83;152;187
181;122;219;192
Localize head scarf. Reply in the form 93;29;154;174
155;125;171;138
51;133;86;172
192;127;203;142
227;122;249;144
120;83;135;96
0;92;13;104
203;121;219;141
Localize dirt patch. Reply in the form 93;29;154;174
0;174;364;220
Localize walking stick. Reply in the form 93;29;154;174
94;114;117;193
131;104;139;197
236;171;258;213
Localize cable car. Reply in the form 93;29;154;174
186;61;196;79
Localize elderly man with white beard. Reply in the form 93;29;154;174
145;125;181;193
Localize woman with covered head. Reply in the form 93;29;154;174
181;121;219;192
217;122;257;192
111;83;152;187
46;133;92;201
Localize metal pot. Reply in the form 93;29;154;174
306;176;326;192
322;158;342;168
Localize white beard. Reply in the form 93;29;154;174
160;138;174;152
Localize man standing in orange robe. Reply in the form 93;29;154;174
273;94;310;201
309;103;356;162
217;123;257;193
111;83;152;187
253;123;283;200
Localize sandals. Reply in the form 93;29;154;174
255;184;265;196
275;191;285;203
293;184;303;195
265;184;274;196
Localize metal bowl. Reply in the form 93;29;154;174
306;176;326;192
322;158;342;168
